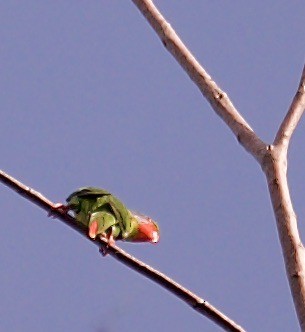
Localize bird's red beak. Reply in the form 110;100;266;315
132;214;160;243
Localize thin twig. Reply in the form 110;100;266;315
132;0;266;162
0;169;245;332
274;64;305;148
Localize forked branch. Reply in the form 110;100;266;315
0;170;245;332
3;2;305;330
274;64;305;148
131;0;305;329
263;64;305;329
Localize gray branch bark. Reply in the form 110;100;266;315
132;0;305;330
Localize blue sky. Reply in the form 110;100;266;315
1;2;305;331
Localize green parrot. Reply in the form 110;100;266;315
55;187;160;246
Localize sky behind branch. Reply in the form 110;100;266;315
1;2;305;331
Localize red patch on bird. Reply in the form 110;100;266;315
134;222;160;243
89;220;98;239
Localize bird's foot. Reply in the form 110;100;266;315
48;203;69;218
99;233;115;256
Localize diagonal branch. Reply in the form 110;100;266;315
274;64;305;148
132;0;266;163
262;150;305;330
0;169;245;332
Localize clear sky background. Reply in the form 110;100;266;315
1;2;305;331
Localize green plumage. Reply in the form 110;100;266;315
66;187;159;243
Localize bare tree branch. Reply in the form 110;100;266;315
131;0;305;329
0;169;245;332
2;2;304;330
274;64;305;148
262;65;305;328
262;64;305;329
132;0;266;163
262;149;305;330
